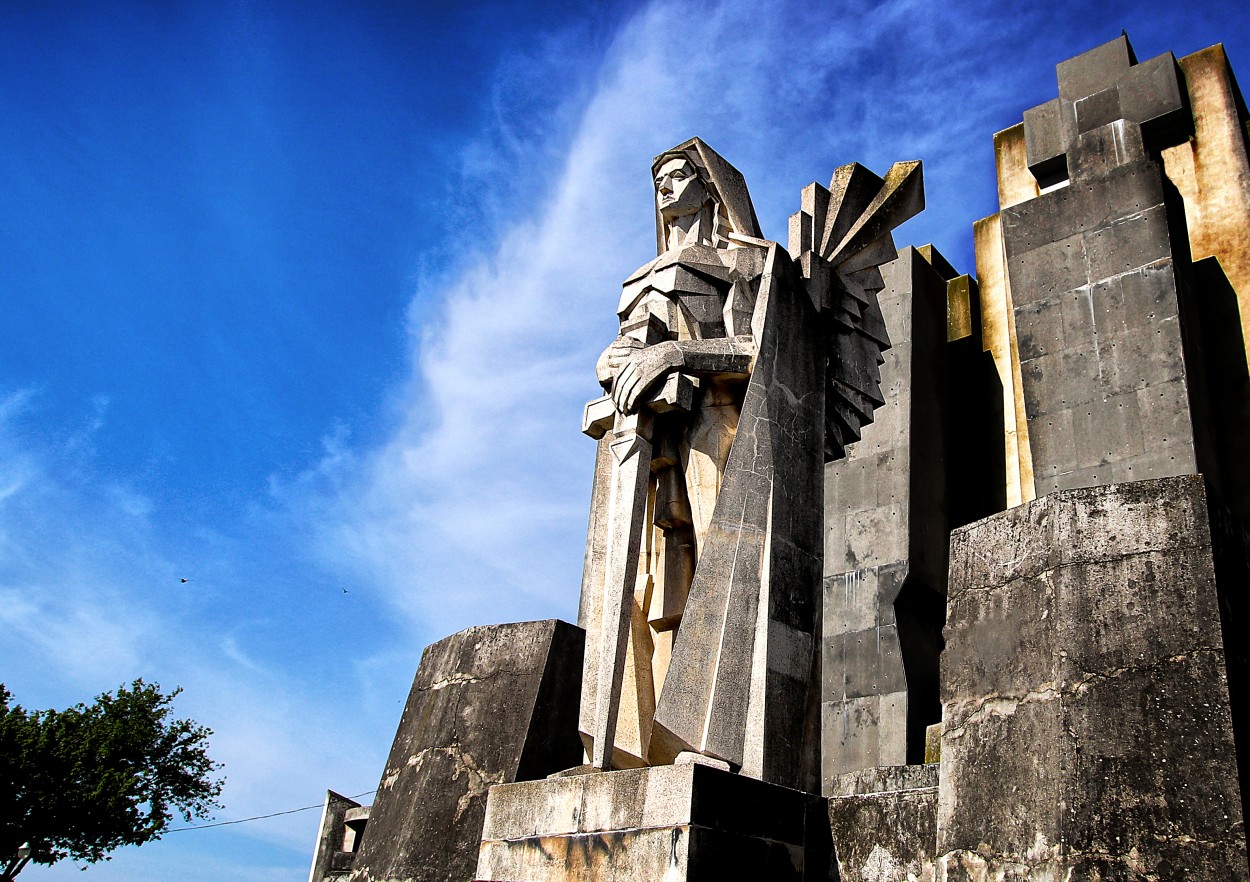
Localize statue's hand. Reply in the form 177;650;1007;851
612;341;682;414
596;336;644;388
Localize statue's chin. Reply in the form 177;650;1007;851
660;202;704;222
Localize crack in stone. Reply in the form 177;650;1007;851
417;667;530;693
427;673;483;690
948;538;1211;601
944;650;1222;737
395;745;504;822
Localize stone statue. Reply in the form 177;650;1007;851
578;138;922;791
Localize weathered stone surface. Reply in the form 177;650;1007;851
1003;137;1202;497
827;764;937;882
938;476;1249;880
976;33;1250;516
1161;43;1250;416
346;620;584;882
309;791;365;881
476;764;833;881
821;248;952;784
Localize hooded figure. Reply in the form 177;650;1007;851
578;138;825;790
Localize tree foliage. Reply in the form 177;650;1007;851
0;680;224;879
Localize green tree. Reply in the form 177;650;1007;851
0;680;224;880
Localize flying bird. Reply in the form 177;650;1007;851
180;578;192;584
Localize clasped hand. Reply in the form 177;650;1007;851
596;337;681;415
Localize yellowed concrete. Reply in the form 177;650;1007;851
947;275;975;342
1161;44;1250;368
981;129;1043;508
974;214;1035;507
994;123;1041;209
924;722;943;764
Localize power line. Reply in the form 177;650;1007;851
167;790;377;832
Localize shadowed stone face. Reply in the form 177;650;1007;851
654;156;708;222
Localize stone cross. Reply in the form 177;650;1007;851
1023;35;1191;186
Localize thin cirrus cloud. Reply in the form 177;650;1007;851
317;0;1250;653
306;0;1014;644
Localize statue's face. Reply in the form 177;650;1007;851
655;157;708;221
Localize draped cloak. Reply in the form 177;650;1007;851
578;138;826;792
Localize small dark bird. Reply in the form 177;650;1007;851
342;587;350;594
180;578;192;584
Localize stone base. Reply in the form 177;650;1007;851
333;619;584;882
939;477;1249;880
827;765;937;882
476;764;833;881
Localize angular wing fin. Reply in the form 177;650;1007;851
789;160;924;461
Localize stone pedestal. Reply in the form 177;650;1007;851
476;764;833;881
827;764;938;882
938;476;1249;880
339;620;584;882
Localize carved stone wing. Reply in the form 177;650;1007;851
788;160;924;461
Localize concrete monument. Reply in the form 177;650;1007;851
473;142;922;882
310;30;1250;882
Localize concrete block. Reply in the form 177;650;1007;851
347;620;584;882
1023;98;1065;181
1073;85;1122;134
1013;294;1064;360
481;776;584;841
1070;388;1145;467
1028;405;1075;483
1119;51;1191;147
1068;118;1149;180
1056;285;1097;351
822;565;906;635
827;764;938;882
1009;233;1089;297
1118;259;1181;327
938;477;1249;880
820;693;908;783
1018;346;1096;415
1102;317;1187;394
843;502;905;568
1002;161;1167;256
1056;35;1135;102
1082;202;1171;279
477;764;833;881
822;624;905;703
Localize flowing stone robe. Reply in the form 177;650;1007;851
578;139;823;790
578;138;922;793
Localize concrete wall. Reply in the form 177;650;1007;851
344;619;584;882
938;477;1249;879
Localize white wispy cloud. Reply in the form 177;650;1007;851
14;4;1234;881
307;0;1026;647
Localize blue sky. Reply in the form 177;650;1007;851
3;1;1248;879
